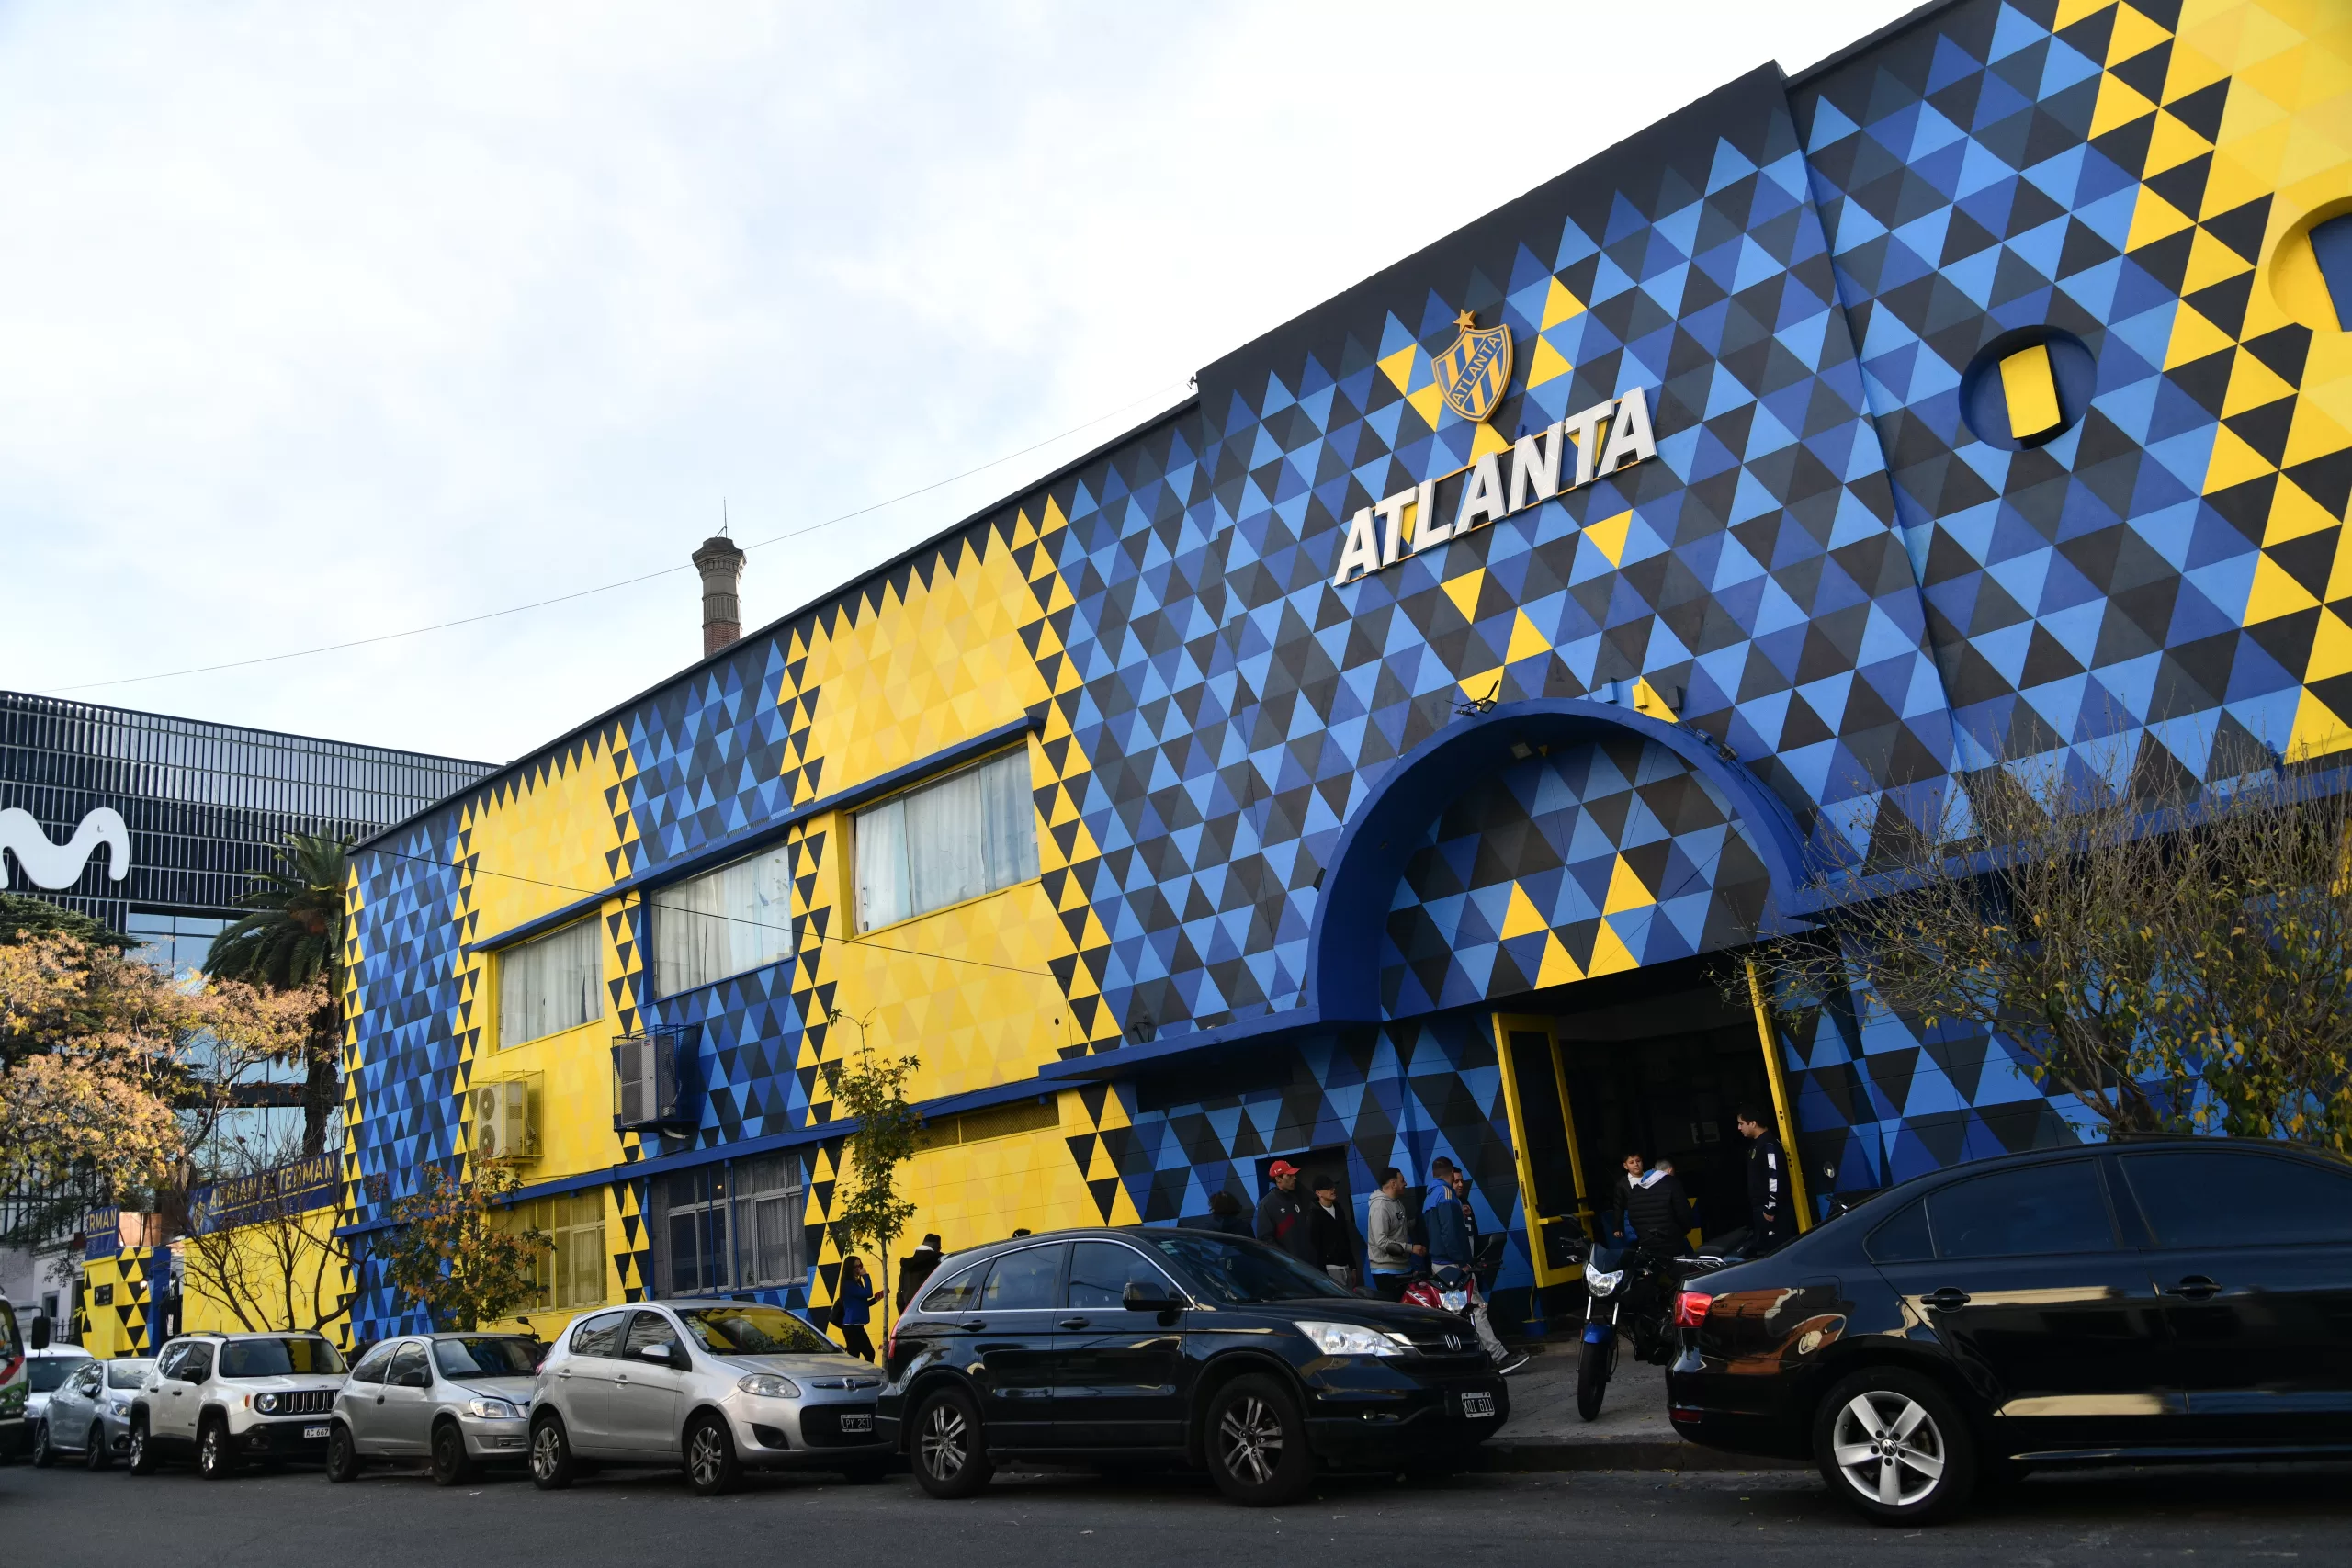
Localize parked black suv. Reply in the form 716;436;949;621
876;1226;1508;1505
1667;1137;2352;1522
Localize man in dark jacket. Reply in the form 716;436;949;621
1181;1189;1253;1236
1623;1158;1696;1248
1254;1159;1316;1263
1736;1108;1792;1250
1306;1173;1359;1285
896;1233;944;1314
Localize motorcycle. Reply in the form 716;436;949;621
1402;1237;1525;1374
1572;1237;1736;1420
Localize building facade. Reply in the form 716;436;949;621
338;0;2352;1344
2;690;492;1350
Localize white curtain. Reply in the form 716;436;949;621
654;844;792;995
854;747;1038;931
498;919;601;1045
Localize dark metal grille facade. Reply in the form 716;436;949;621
1;690;493;930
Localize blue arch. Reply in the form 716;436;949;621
1306;699;1813;1023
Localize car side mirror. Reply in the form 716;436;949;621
27;1315;51;1351
640;1341;685;1369
399;1368;432;1388
1122;1281;1182;1313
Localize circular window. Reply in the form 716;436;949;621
1958;327;2095;452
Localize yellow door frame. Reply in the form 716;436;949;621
1744;958;1811;1233
1490;1012;1590;1288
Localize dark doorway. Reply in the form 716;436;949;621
1551;966;1773;1244
1256;1145;1361;1282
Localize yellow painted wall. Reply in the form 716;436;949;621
179;1209;352;1344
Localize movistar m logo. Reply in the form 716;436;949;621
0;807;130;890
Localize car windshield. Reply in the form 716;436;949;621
107;1361;151;1389
433;1337;540;1378
674;1306;838;1358
1145;1233;1353;1303
28;1359;78;1393
219;1337;347;1378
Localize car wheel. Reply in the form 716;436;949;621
29;1419;53;1468
198;1416;239;1480
684;1413;741;1497
1575;1334;1614;1421
528;1414;576;1491
429;1421;477;1487
910;1386;993;1499
127;1418;158;1475
1814;1367;1976;1524
325;1422;362;1483
86;1424;111;1471
1204;1373;1315;1507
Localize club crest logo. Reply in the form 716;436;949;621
1434;310;1512;423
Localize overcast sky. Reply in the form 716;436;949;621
1;0;1920;766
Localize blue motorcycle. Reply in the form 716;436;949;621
1575;1235;1736;1420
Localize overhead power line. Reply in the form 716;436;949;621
40;376;1194;696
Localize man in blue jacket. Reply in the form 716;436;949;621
1423;1157;1525;1373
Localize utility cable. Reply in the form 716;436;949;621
40;375;1194;696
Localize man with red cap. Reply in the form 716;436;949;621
1253;1158;1317;1265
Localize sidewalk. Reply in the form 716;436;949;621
1476;1335;1804;1472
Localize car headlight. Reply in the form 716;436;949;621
1295;1321;1413;1358
464;1398;519;1419
737;1374;801;1399
254;1393;281;1414
1584;1262;1623;1297
107;1399;130;1416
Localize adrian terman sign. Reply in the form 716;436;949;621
1330;310;1657;589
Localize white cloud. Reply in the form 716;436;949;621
0;0;1919;763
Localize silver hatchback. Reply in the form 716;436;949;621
528;1300;888;1495
326;1333;543;1485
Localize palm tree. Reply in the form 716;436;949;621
205;832;350;1156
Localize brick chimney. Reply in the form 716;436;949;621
692;535;746;656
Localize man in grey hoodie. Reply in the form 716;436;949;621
1364;1166;1424;1300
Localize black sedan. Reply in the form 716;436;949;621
876;1226;1507;1505
1666;1136;2352;1522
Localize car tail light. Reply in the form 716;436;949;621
1672;1291;1713;1328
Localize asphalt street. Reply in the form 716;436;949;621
6;1455;2351;1567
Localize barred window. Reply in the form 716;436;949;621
650;1156;807;1294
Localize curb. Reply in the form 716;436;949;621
1476;1439;1807;1472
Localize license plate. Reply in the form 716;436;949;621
302;1425;330;1439
1460;1392;1495;1418
838;1413;873;1434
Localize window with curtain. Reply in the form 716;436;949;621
505;1191;606;1309
652;845;793;996
497;919;602;1046
660;1168;730;1294
738;1154;807;1287
855;747;1039;931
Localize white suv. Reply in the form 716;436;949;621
128;1332;350;1478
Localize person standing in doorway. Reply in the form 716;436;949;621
1255;1159;1316;1264
1736;1108;1792;1252
1307;1174;1359;1287
1365;1167;1424;1300
896;1233;944;1314
1609;1151;1647;1246
835;1257;884;1361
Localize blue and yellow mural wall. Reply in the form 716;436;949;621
323;0;2352;1342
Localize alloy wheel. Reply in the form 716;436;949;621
1829;1390;1946;1507
1216;1395;1283;1487
689;1426;726;1488
921;1401;967;1480
531;1425;563;1482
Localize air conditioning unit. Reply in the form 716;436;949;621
472;1078;535;1162
613;1029;690;1131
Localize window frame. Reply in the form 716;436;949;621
1065;1239;1185;1310
650;844;796;998
852;744;1041;932
495;918;604;1049
1921;1157;2120;1261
